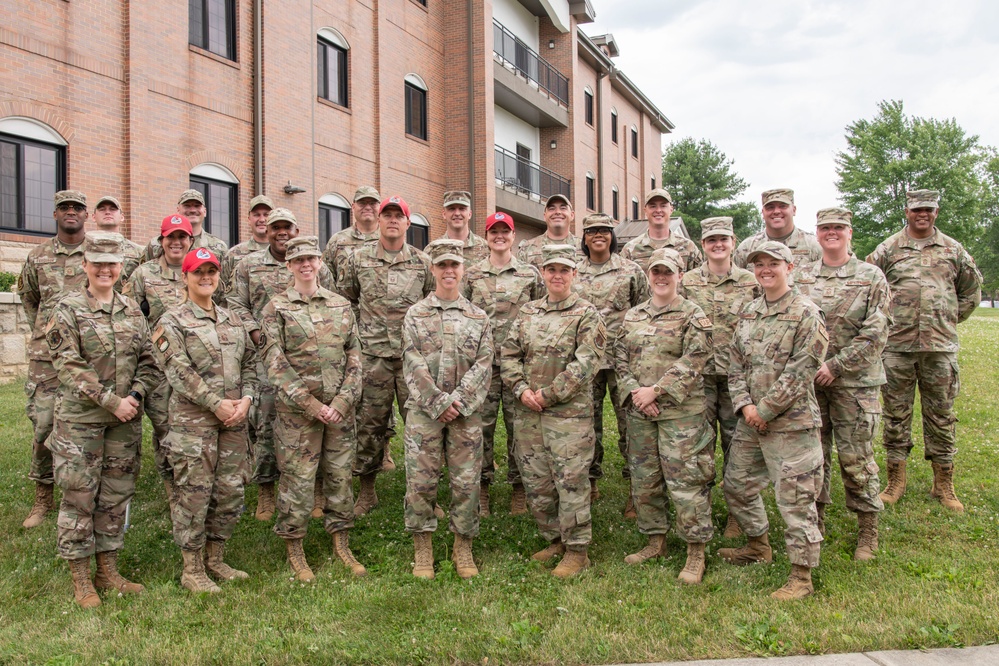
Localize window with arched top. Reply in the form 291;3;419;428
631;125;639;158
405;74;428;140
632;196;639;221
611;185;619;221
584;87;594;126
319;193;351;246
189;163;239;247
318;28;349;107
585;172;595;211
408;213;429;249
0;116;67;235
610;108;619;144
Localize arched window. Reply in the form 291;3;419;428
318;28;349;107
585;172;595;211
405;74;428;140
408;213;429;249
610;108;619;144
0;117;67;235
611;185;619;221
583;86;594;126
632;196;639;221
319;193;351;246
630;124;639;158
189;163;239;247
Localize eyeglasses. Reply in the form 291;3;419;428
584;227;612;236
57;204;87;212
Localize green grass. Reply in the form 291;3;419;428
1;312;998;665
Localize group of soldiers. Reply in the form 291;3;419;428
15;181;981;607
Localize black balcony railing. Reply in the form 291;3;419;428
493;19;569;107
495;146;570;200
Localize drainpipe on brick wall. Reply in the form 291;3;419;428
595;70;607;212
467;0;476;235
253;0;263;196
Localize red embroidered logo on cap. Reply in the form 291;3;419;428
196;249;211;259
171;216;183;225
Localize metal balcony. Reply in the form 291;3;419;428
494;145;571;201
493;20;569;107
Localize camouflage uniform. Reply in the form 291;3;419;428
614;296;714;542
154;301;257;550
461;256;545;485
457;231;490;265
516;232;583;270
338;242;434;476
322;226;380;294
221;238;267;292
727;285;829;569
402;293;493;536
119;238;145;288
621;231;703;274
733;226;822;270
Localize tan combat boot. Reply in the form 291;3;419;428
412;532;435;579
353;473;379;517
255;481;276;521
552;547;590;578
22;482;54;529
68;557;101;609
531;539;565;562
816;503;827;537
510;483;528;516
381;446;396;472
311;477;325;519
879;460;907;504
181;548;221;593
452;535;479;579
718;532;773;566
624;534;667;565
931;462;964;512
771;564;814;600
204;540;249;580
479;482;491;517
723;514;743;538
94;550;145;594
677;542;706;585
854;512;879;561
332;530;367;577
286;538;315;582
589;478;600;501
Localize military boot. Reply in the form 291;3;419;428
181;548;220;593
479;482;491;517
412;532;434;579
311;477;325;519
624;534;667;565
531;539;565;562
286;538;315;582
510;483;528;516
353;473;379;517
255;481;276;521
452;535;479;579
204;540;249;580
770;564;814;600
21;481;54;529
381;446;396;472
879;460;907;504
723;514;743;538
931;462;964;512
589;478;600;501
552;547;590;578
68;557;101;609
854;512;879;561
718;532;773;566
332;530;367;577
677;542;706;585
94;550;145;594
816;503;827;537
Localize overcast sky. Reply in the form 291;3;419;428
583;0;999;230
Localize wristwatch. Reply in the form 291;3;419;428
652;384;663;396
128;390;143;402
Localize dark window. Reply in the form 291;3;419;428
318;38;348;106
407;219;429;249
651;175;655;190
319;202;350;247
0;134;64;236
610;112;618;144
632;199;639;220
631;128;639;158
189;0;236;61
405;82;428;140
612;189;619;221
189;177;238;247
584;90;594;126
585;176;595;211
413;0;428;5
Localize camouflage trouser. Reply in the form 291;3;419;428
355;354;409;477
25;359;58;484
882;351;959;464
143;375;173;480
250;358;278;484
480;366;520;485
627;412;715;542
704;374;738;478
816;385;884;514
166;424;249;550
403;410;482;537
50;418;141;560
590;368;628;481
516;410;594;548
274;406;356;540
724;425;823;568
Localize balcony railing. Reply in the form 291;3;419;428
495;145;571;200
493;19;569;107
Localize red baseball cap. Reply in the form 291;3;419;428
485;211;515;231
182;247;220;273
161;214;193;238
378;195;410;218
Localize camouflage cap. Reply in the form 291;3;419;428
746;240;794;265
353;185;381;202
284;236;322;261
644;188;673;206
906;189;940;209
94;195;121;210
815;207;853;227
267;207;298;226
541;244;578;269
426;239;465;265
443;190;472;208
54;190;87;207
84;231;125;263
545;193;572;209
249;194;275;211
582;213;616;230
177;189;206;206
761;188;794;206
648;247;683;273
700;216;735;239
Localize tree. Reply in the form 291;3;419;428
974;150;999;304
661;138;762;241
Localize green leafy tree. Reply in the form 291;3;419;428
974;150;999;304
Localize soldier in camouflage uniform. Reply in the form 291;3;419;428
17;190;90;529
339;195;434;517
614;248;714;584
573;214;649;509
440;190;489;264
680;217;758;538
794;208;889;560
322;185;381;290
153;248;257;593
501;244;606;578
45;232;158;608
867;190;982;512
733;189;822;270
142;189;228;264
720;241;829;601
461;212;545;516
402;240;493;579
91;195;143;287
516;194;584;269
621;189;702;273
259;237;366;581
229;207;336;521
221;194;274;291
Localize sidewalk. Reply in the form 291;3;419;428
620;644;998;666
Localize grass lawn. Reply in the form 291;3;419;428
0;312;997;665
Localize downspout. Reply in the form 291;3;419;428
467;0;476;234
253;0;263;198
595;69;607;212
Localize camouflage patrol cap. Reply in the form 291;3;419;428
178;189;206;206
426;239;465;265
249;194;274;211
94;195;121;210
761;189;794;206
746;240;794;265
266;207;298;226
906;189;940;209
815;207;853;227
54;190;87;207
541;244;578;269
443;190;472;208
644;188;673;206
582;213;615;230
84;231;125;263
648;247;683;273
353;185;381;203
545;193;572;209
284;236;322;261
700;216;735;239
